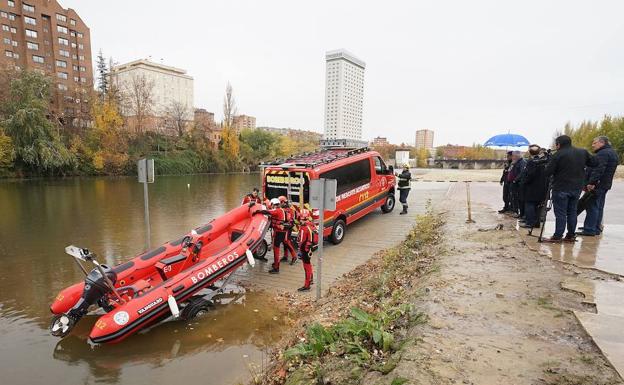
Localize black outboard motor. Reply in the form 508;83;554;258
50;265;117;338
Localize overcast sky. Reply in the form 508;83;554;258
62;0;624;147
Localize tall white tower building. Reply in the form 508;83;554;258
324;49;366;141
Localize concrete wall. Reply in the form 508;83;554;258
434;159;506;169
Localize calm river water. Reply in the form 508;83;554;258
0;174;284;385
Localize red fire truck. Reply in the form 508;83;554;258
262;147;396;244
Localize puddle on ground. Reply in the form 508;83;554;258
520;221;624;277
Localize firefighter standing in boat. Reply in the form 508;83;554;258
397;164;412;215
241;187;262;205
265;198;296;274
297;209;317;292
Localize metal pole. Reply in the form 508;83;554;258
299;172;304;208
316;179;324;300
287;171;292;202
143;181;151;249
260;166;265;202
466;182;475;223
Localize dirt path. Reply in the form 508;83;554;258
382;202;623;385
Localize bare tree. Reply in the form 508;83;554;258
164;100;189;137
123;74;154;134
222;82;237;129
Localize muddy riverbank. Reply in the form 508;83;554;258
259;202;623;385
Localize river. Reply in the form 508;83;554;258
0;174;285;385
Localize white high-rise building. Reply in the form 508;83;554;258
324;49;365;141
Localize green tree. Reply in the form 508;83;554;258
240;128;280;166
0;71;74;174
96;49;109;96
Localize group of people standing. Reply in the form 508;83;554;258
241;188;318;292
499;135;619;242
499;146;548;229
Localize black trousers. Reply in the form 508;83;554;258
399;188;410;205
511;183;523;214
502;182;511;209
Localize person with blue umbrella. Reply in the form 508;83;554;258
484;133;530;214
484;133;531;148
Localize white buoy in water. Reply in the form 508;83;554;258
187;183;190;189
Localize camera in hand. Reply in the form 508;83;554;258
531;148;552;165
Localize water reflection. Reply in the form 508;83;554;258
528;221;624;276
0;174;277;385
52;290;283;385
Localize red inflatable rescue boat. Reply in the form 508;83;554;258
49;203;270;344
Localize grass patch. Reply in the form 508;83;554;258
270;209;444;384
285;304;425;364
391;378;409;385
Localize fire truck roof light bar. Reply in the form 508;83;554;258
260;147;370;169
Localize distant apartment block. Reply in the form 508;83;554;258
372;136;389;146
324;49;365;141
415;129;434;150
0;0;93;128
232;114;256;133
194;108;220;149
111;59;194;133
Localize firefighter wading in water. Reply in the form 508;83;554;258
265;197;296;274
297;209;318;292
397;164;412;214
241;187;262;205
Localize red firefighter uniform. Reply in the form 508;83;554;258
297;215;317;291
241;192;262;205
266;205;296;273
282;203;299;262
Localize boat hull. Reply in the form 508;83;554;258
50;203;269;344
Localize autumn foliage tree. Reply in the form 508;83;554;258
89;94;129;174
560;116;624;161
0;128;15;173
220;82;241;168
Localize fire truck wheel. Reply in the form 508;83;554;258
381;193;395;213
330;219;346;245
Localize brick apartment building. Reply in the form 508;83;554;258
372;136;389;146
232;114;256;133
0;0;93;129
194;108;221;149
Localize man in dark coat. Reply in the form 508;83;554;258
543;135;597;242
520;145;547;229
508;151;526;217
498;151;513;213
577;136;619;236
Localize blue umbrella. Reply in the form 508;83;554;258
484;133;530;147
